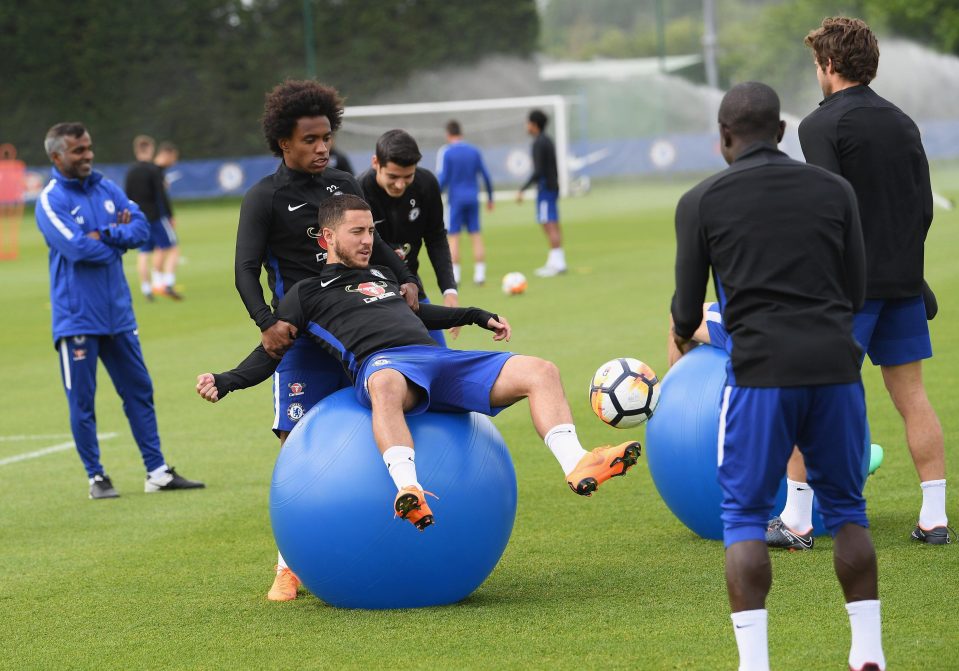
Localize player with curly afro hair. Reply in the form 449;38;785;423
261;79;345;157
231;79;421;602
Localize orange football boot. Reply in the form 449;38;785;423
394;486;436;531
567;441;642;496
267;565;301;601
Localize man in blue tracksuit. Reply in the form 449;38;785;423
36;122;204;499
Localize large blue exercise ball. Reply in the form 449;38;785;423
270;388;517;609
646;346;869;541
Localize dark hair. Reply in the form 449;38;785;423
157;141;178;154
318;194;371;230
374;129;422;167
44;122;88;157
804;17;879;85
261;80;344;156
446;119;462;136
718;82;781;140
528;109;548;131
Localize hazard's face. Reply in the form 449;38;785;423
54;132;94;180
325;209;374;268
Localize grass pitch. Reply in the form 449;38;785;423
0;170;957;670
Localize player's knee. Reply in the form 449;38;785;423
366;369;408;406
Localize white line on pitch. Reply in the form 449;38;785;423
0;433;77;442
0;432;118;467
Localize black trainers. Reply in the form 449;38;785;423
911;524;953;545
89;474;120;500
144;467;205;493
766;516;814;551
163;286;184;301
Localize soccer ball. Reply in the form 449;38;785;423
589;358;661;428
501;272;528;295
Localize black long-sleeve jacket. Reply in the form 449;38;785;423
520;133;559;192
213;263;496;397
358;168;456;296
234;162;417;332
671;142;866;387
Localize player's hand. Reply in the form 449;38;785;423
444;292;461;339
671;328;697;359
394;247;406;260
488;315;511;342
196;373;219;403
262;320;296;359
117;209;131;224
486;200;495;212
400;282;419;311
86;230;101;240
515;191;524;204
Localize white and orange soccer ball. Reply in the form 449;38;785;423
589;358;661;428
501;271;528;295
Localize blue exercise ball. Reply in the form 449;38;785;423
646;346;868;541
270;388;517;609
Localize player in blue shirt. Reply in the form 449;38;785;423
436;120;493;286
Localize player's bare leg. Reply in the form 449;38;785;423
137;252;153;301
536;221;567;277
489;356;640;495
470;232;486;285
449;233;461;283
367;368;434;530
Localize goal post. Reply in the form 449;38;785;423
339;95;571;198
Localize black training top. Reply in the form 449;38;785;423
799;85;933;299
234;161;417;332
213;263;496;397
358;167;456;296
671;142;866;387
520;133;559;192
124;161;171;222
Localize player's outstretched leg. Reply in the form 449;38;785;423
489;355;641;496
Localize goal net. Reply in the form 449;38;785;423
337;95;571;198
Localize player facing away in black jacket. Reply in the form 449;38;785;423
769;17;950;552
358;129;459;345
670;83;883;671
198;195;641;531
233;80;420;602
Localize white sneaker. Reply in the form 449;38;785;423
534;265;566;278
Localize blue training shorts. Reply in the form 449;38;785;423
448;200;480;234
272;336;351;435
355;344;514;416
718;383;868;547
704;302;728;350
536;189;559;224
854;296;931;367
138;217;177;252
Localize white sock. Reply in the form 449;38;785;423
780;479;814;532
382;446;419;491
162;271;175;287
918;479;947;528
548;247;566;270
140;281;152;295
277;551;288;571
731;609;769;671
452;263;461;284
151;270;163;289
846;600;885;671
544;424;588;476
147;463;169;480
474;262;486;283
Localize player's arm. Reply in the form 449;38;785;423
417;303;510;342
196;345;281;403
479;154;494;209
234;186;279;331
839;180;866;312
421;175;458;296
156;165;174;219
36;187;122;264
435;146;447;191
519;139;545;193
670;190;710;357
97;185;150;249
799;115;842;174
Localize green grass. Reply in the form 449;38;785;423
1;170;957;670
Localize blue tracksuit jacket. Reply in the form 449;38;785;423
36;168;149;343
